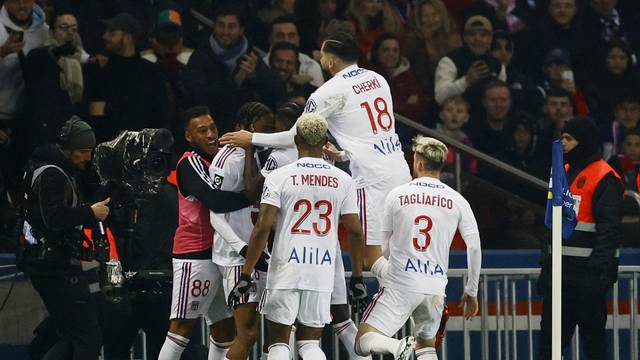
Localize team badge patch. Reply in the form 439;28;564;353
262;186;271;200
305;99;317;113
213;174;224;189
191;301;200;311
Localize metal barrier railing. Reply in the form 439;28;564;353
184;266;639;360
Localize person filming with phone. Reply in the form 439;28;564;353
434;15;506;114
0;0;49;195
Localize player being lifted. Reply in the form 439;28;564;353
228;114;366;360
355;137;482;360
208;102;274;360
261;102;370;360
220;31;412;266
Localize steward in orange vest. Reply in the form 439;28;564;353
539;117;623;359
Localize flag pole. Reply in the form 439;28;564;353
552;205;562;360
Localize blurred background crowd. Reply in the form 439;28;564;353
1;0;639;251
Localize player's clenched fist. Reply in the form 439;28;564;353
228;273;253;309
91;197;111;221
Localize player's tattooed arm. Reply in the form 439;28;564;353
242;203;278;276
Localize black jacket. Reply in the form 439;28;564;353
85;55;171;142
540;151;623;290
182;38;286;134
23;46;88;147
23;144;96;268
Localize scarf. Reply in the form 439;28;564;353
48;34;83;104
209;35;248;73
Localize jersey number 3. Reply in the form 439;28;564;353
361;97;392;134
291;199;333;236
413;215;433;251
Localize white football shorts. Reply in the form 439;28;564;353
219;264;267;305
258;289;332;328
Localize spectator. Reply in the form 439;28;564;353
497;113;545;178
268;42;317;98
535;48;589;117
483;0;529;33
347;0;404;57
263;16;324;87
24;11;88;147
608;129;640;190
402;0;461;96
434;95;477;184
473;80;512;155
183;3;286;134
536;88;576;165
84;13;171;142
526;0;590;78
140;9;193;152
490;30;537;111
368;33;428;125
583;39;640;121
584;0;635;56
434;15;506;110
604;97;640;159
0;0;49;175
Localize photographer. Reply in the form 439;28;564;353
22;117;109;360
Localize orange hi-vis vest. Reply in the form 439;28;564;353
566;160;622;232
83;227;119;260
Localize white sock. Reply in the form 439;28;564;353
356;332;400;356
158;332;189;360
415;347;438;360
334;319;372;360
261;351;269;360
268;343;290;360
296;340;326;360
210;336;232;360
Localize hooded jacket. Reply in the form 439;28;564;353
0;4;48;120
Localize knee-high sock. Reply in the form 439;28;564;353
296;340;326;360
356;332;400;356
158;332;189;360
415;347;438;360
268;343;290;360
210;336;232;360
288;325;296;359
333;319;372;360
261;352;269;360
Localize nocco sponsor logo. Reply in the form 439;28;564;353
341;68;366;79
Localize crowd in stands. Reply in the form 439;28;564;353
1;0;640;226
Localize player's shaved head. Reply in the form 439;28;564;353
322;31;359;63
412;135;448;171
296;114;328;147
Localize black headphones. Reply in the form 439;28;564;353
58;115;83;144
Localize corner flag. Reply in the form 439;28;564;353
544;140;576;239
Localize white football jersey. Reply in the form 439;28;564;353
261;157;358;292
261;148;298;177
304;64;410;188
381;177;480;295
209;146;257;266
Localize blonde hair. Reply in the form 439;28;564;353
412;135;448;170
441;95;469;112
347;0;404;37
413;0;456;35
296;114;328;146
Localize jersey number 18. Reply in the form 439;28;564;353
361;97;393;134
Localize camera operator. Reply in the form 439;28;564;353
93;128;180;360
22;116;110;360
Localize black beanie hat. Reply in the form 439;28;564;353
59;116;96;150
562;117;600;161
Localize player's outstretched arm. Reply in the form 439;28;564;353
209;212;246;254
219;127;297;149
341;213;365;277
242;203;278;276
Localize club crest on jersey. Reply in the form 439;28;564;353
305;99;317;113
262;186;271;200
213;174;224;189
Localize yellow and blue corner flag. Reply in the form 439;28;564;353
544;140;577;239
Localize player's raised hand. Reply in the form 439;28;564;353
228;273;253;309
219;130;253;148
459;292;479;320
349;276;369;314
